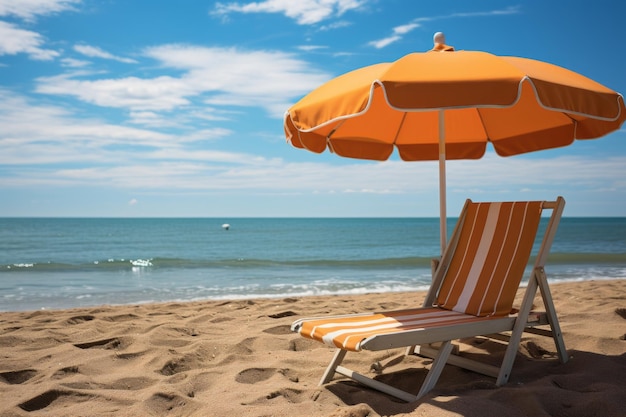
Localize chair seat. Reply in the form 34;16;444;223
293;307;509;352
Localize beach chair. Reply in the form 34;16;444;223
291;198;568;402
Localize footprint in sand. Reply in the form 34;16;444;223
0;369;37;384
236;369;305;405
114;350;148;360
235;368;299;384
235;367;276;384
73;337;127;350
288;337;319;352
144;392;199;415
65;315;95;325
232;337;256;355
58;376;157;392
241;387;306;405
158;347;209;376
102;313;140;322
210;316;234;323
264;388;304;402
146;325;198;348
262;324;292;335
52;366;80;379
79;376;157;391
268;311;298;319
159;359;190;376
18;389;93;412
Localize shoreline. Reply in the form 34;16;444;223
4;274;624;314
1;279;625;416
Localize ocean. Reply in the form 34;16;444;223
1;217;625;312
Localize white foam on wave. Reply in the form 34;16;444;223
130;259;153;267
8;263;35;269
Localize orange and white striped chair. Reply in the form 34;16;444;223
291;198;568;402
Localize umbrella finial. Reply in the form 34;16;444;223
432;32;454;51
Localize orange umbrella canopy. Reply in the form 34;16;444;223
284;44;625;162
284;34;625;252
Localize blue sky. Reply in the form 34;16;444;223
0;0;624;217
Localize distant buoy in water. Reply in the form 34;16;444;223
222;223;230;230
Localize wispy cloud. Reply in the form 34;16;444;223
0;89;174;155
212;0;366;25
73;44;138;64
60;57;90;67
319;20;352;31
35;73;193;111
368;35;402;49
297;45;329;52
447;6;522;18
35;45;331;118
2;86;623;217
0;0;82;60
368;6;521;49
0;20;59;59
0;0;81;21
4;149;625;209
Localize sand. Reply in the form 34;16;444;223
1;279;625;417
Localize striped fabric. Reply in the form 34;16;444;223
292;200;543;352
436;201;542;317
293;307;499;352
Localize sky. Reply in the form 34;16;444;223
0;0;624;218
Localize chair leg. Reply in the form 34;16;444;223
334;366;417;402
535;267;568;363
332;341;454;402
416;340;454;399
320;348;347;385
496;272;540;386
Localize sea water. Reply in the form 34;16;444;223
1;217;625;312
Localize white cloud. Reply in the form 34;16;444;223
147;44;331;117
0;20;59;59
0;89;268;179
367;6;521;49
297;44;328;52
74;44;138;64
0;0;80;20
4;86;623;196
393;23;419;35
449;6;521;18
368;22;420;49
35;73;193;111
36;45;331;118
128;111;176;128
60;57;90;67
212;0;366;25
318;20;351;31
368;35;401;49
8;153;621;199
0;89;177;165
0;89;623;216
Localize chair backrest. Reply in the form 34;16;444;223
435;201;543;317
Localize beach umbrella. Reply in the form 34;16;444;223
284;33;625;253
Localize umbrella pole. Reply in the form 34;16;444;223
438;110;447;255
